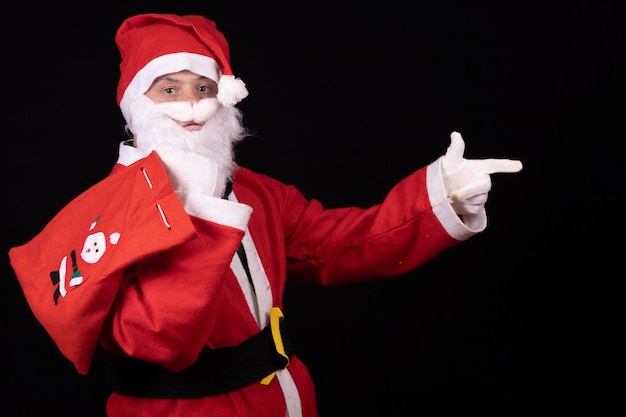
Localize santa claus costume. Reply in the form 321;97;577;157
9;13;486;417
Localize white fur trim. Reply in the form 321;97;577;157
120;52;221;126
230;251;261;324
276;370;303;417
227;191;272;328
217;75;249;107
175;191;252;231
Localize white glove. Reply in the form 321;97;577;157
442;131;523;227
155;144;219;197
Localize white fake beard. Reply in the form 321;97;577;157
127;95;247;197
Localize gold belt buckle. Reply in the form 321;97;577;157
260;307;289;385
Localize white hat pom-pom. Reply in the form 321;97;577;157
217;75;249;107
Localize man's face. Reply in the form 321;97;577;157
144;70;219;131
127;69;245;198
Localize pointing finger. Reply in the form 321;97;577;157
468;158;523;175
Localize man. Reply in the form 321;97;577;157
9;13;522;417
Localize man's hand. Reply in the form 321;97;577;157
442;131;522;227
156;144;219;197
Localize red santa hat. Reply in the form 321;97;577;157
115;13;248;124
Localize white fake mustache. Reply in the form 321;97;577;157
153;98;221;124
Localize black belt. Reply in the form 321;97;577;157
108;309;293;398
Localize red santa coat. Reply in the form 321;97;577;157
10;142;478;417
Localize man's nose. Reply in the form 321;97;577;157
180;89;200;103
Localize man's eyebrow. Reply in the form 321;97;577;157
152;75;183;83
153;74;210;83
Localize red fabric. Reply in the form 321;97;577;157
8;152;197;374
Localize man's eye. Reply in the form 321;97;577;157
198;86;212;93
163;87;175;94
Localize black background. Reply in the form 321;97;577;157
1;1;623;416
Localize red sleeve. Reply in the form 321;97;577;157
279;167;460;284
101;216;245;372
